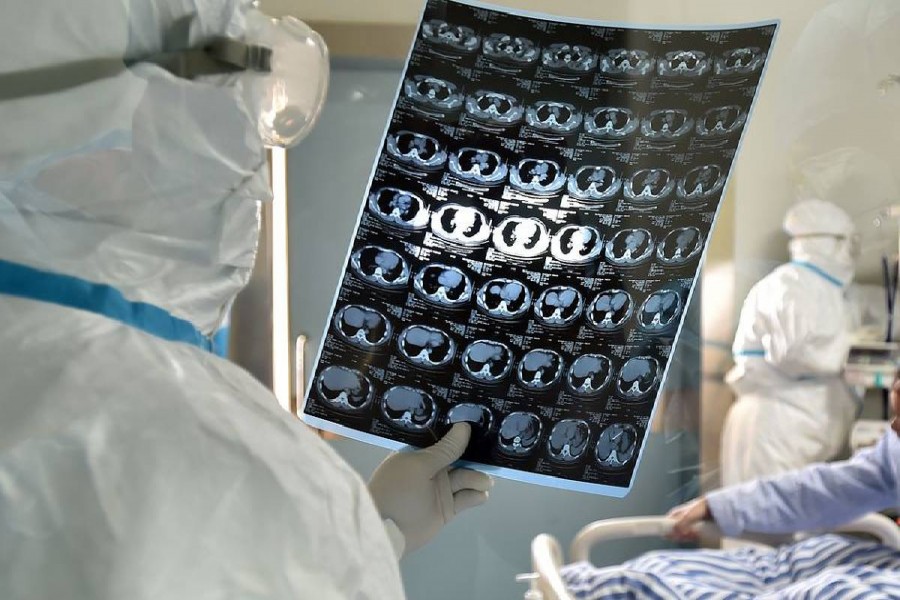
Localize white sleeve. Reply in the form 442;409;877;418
707;433;898;536
383;518;407;559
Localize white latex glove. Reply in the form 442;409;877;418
368;422;493;556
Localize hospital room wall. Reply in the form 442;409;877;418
701;184;736;491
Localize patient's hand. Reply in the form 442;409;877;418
666;497;712;542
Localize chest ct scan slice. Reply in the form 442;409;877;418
657;49;711;78
623;168;676;203
421;19;481;53
476;278;532;320
516;348;565;391
465;90;525;126
586;289;634;332
566;165;622;202
605;228;655;266
525;100;583;134
333;304;393;350
566;353;614;398
696;105;747;138
350;246;411;289
368;187;430;230
497;411;543;457
431;204;492;246
547;419;592;464
461;339;516;384
550;224;604;264
595;422;639;470
385;130;448;171
316;365;376;413
616;356;662;401
534;285;584;327
584;106;640;139
598;48;655;77
446;403;495;435
403;74;465;114
637;289;683;333
541;43;598;73
677;164;725;202
641;108;694;141
448;147;508;185
397;324;456;369
413;263;474;307
482;32;540;67
380;386;438;433
657;226;703;266
492;216;551;259
715;47;765;77
509;158;567;195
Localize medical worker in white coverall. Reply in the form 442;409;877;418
721;199;861;486
0;1;492;599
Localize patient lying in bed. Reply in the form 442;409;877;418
561;380;900;599
562;534;900;599
668;380;898;542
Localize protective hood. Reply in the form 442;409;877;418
783;198;855;238
783;199;856;284
788;237;855;286
0;0;271;334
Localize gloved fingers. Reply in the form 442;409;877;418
448;467;493;494
452;489;490;515
435;467;455;525
419;422;471;476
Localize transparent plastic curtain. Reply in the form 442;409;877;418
776;0;900;419
656;292;703;503
778;0;900;281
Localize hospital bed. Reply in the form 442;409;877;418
517;513;900;600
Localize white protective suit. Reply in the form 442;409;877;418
0;1;490;598
720;199;861;487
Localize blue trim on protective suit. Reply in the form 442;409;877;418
791;260;844;288
734;349;765;357
0;258;214;352
212;325;230;357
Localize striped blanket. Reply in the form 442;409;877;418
561;535;900;599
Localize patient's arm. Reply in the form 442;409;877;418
707;432;898;537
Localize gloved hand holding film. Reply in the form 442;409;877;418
368;423;494;556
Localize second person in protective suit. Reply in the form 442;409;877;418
721;198;861;487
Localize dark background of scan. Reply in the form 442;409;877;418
303;0;776;491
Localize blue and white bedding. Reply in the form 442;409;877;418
561;535;900;599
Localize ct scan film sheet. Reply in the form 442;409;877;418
301;0;777;496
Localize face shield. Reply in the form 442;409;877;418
0;8;329;149
134;10;329;148
789;233;860;276
246;14;329;147
848;232;862;260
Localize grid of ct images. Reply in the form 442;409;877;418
303;0;776;493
